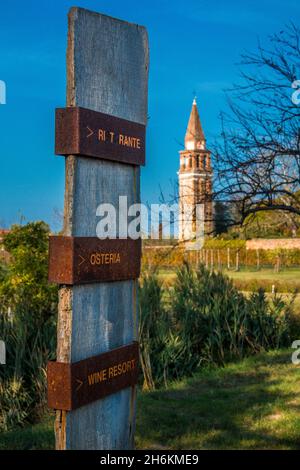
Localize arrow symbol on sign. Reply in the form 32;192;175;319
75;379;84;392
86;126;94;138
78;255;86;267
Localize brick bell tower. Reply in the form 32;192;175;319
178;98;213;241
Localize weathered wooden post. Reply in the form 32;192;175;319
227;247;231;270
235;250;240;272
256;249;260;270
47;7;149;450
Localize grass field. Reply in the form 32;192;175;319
157;267;300;289
225;268;300;282
1;350;300;450
137;350;300;450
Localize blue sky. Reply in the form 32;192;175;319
0;0;298;229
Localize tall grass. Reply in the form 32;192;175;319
139;274;170;389
0;222;57;431
139;264;292;388
0;309;56;430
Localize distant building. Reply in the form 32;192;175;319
178;99;213;240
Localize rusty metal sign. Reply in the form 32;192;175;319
55;107;145;165
48;342;139;411
48;236;141;285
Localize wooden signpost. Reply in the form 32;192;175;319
47;7;149;450
48;343;139;411
55;107;146;165
48;237;141;285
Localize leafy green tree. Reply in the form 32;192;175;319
0;221;57;324
241;210;300;239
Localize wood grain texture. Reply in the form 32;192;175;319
55;7;148;450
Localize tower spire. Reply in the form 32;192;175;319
185;99;205;150
178;98;213;241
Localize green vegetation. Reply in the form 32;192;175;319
158;267;300;293
0;222;299;448
225;268;300;294
137;350;300;450
143;243;300;272
1;350;300;450
139;274;170;390
237;210;300;239
204;239;246;249
139;265;292;389
0;222;57;431
0;414;55;450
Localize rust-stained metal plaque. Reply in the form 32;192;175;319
48;342;139;411
48;236;141;285
55;107;145;165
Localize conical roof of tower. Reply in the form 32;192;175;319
185;98;205;149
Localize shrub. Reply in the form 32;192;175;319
0;222;57;430
0;379;30;431
139;274;170;389
139;264;292;388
